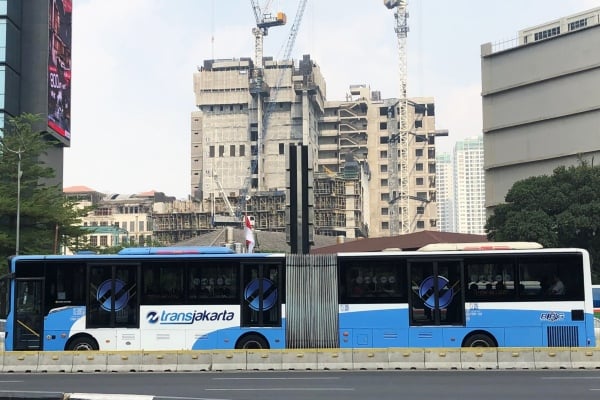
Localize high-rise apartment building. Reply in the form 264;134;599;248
453;136;485;235
1;0;71;185
435;152;454;232
481;7;600;212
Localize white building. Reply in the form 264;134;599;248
453;136;485;235
435;152;454;232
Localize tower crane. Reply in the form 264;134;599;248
237;0;308;218
384;0;410;235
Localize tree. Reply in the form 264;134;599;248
485;159;600;281
0;114;86;273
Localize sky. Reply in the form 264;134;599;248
64;0;600;199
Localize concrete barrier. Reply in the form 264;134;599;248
106;351;142;372
2;351;39;372
211;350;246;371
72;351;108;372
3;346;600;372
497;347;535;369
352;348;389;370
533;348;571;369
317;349;353;370
424;348;461;369
388;348;425;369
37;351;74;372
460;347;498;370
281;349;318;370
141;351;178;372
175;351;211;372
246;349;283;370
571;348;600;369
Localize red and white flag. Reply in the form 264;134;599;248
244;215;255;253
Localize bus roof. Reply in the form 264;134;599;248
417;242;543;252
117;246;235;255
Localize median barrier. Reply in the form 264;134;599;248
247;349;283;370
497;347;535;369
106;351;142;372
317;348;353;370
37;351;73;372
424;348;461;369
2;351;39;372
281;348;318;370
211;350;246;371
460;347;498;369
352;348;389;370
175;351;211;371
533;347;571;369
141;351;178;372
72;351;108;372
388;348;425;369
570;348;600;369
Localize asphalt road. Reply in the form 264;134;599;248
1;370;600;400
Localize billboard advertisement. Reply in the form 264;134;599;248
48;0;72;142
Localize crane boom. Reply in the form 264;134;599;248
384;0;410;235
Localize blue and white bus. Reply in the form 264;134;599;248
0;243;594;351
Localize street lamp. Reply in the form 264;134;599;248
3;144;24;255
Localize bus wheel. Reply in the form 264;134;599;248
67;336;99;351
236;334;269;349
464;333;496;347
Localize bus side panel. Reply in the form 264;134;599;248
466;302;591;347
43;306;85;351
338;304;408;348
139;305;285;350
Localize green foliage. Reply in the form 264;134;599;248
0;114;87;273
485;159;600;282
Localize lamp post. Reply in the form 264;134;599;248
3;144;24;255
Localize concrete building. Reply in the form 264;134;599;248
481;7;600;212
0;0;71;186
453;136;485;235
191;55;445;238
191;55;325;228
64;186;176;251
319;85;443;237
435;152;454;232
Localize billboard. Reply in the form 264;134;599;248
48;0;72;142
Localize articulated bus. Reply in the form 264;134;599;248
0;243;594;351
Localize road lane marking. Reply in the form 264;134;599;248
212;377;339;380
206;388;354;391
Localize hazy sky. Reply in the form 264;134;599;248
64;0;600;199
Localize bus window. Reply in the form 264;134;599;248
188;261;239;303
465;257;515;301
517;254;584;301
339;257;406;303
141;262;184;305
44;262;86;314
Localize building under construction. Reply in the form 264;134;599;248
189;51;446;239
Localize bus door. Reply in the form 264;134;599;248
241;263;281;327
88;264;139;350
408;260;463;346
13;279;44;350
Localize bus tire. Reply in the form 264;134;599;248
67;335;99;351
463;333;496;347
236;334;269;349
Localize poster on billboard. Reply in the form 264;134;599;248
48;0;72;142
